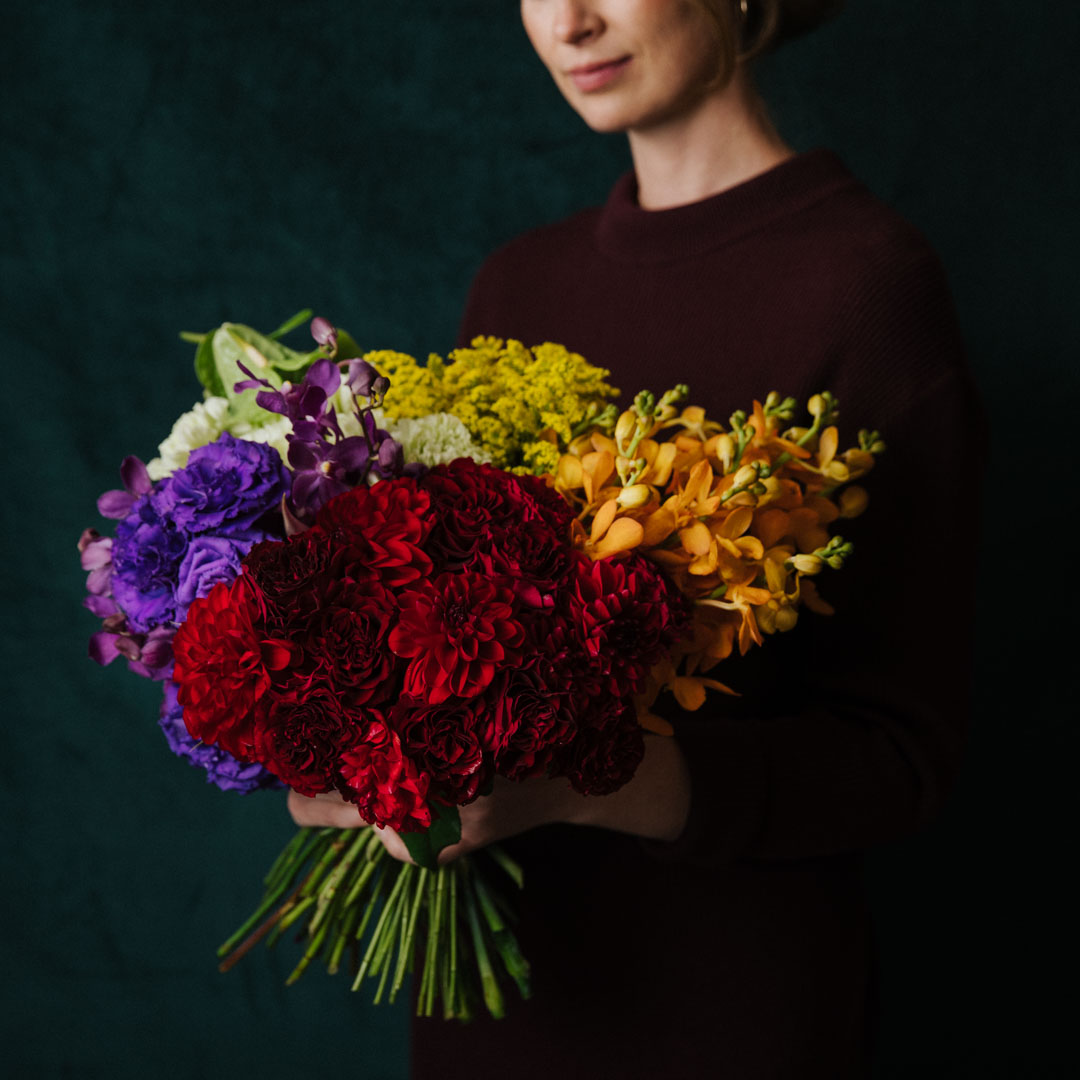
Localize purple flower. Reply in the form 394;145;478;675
161;433;290;535
288;435;373;516
310;316;337;352
96;457;153;520
235;357;343;441
174;534;263;610
110;489;188;632
159;681;282;794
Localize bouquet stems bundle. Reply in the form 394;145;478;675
218;828;528;1019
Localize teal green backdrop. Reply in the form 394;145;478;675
3;2;1076;1077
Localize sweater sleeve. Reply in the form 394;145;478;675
654;245;984;865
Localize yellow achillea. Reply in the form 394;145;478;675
371;337;619;472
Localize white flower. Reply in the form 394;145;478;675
229;414;293;464
147;396;297;480
146;397;232;479
383;412;489;468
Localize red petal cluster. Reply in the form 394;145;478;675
315;477;433;586
173;577;293;759
170;458;690;834
339;714;431;832
390;572;524;704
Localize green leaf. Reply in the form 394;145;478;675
401;803;461;871
213;325;279;400
333;328;364;361
194;330;225;397
266;308;313;341
225;323;312;374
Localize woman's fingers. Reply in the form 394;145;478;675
286;788;365;828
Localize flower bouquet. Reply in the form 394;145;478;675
80;312;881;1020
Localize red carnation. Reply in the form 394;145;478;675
558;697;645;796
338;714;431;832
421;459;571;571
303;578;399;706
253;688;360;797
243;530;336;626
173;577;294;759
482;665;575;781
315;477;433;586
392;696;489;806
389;572;524;704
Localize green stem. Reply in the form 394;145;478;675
391;867;428;1002
353;863;410;991
262;828;309;889
310;829;369;935
463;867;504;1019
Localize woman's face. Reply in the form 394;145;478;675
519;0;723;134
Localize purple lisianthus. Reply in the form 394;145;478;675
161;433;290;534
111;489;188;632
174;533;265;611
159;681;282;794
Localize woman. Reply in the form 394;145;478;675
292;2;981;1076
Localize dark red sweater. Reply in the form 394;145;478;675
411;150;981;1079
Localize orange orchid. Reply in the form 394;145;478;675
546;384;879;726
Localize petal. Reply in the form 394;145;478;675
96;489;136;519
120;456;152;497
88;631;121;666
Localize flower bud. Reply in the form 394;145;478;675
615;410;636;446
808;394;826;419
617;484;651;509
839;485;868;518
733;463;758;488
310;316;338;350
714;433;735;469
790;553;824;575
775;605;799;632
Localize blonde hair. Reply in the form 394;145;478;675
694;0;847;90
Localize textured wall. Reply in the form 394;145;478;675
2;1;1076;1076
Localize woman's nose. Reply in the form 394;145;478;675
551;0;603;45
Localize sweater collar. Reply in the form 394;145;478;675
595;148;859;264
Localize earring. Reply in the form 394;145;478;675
739;0;749;20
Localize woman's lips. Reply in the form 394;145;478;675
567;56;631;93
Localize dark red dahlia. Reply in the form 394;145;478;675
481;664;575;781
315;477;433;586
389;571;524;704
243;529;336;625
173;577;294;759
303;577;399;706
253;688;361;797
477;524;576;610
338;714;431;832
557;697;645;796
420;459;571;571
392;695;489;806
566;552;688;695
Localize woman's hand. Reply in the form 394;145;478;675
286;733;692;865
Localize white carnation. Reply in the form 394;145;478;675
146;397;232;479
229;414;293;464
383;412;489;468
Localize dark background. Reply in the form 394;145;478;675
2;1;1076;1077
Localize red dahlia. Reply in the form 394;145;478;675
389;572;524;705
315;477;433;587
